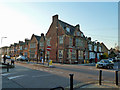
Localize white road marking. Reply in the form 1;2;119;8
1;73;11;76
8;75;25;80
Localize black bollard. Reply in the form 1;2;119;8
99;70;102;85
115;70;118;85
69;74;74;90
7;63;9;72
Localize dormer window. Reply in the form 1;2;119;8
77;32;80;36
66;27;70;32
81;33;83;37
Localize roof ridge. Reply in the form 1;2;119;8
58;20;75;28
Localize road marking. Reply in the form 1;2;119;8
1;73;11;76
32;74;53;77
8;75;25;80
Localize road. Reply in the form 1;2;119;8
1;61;120;88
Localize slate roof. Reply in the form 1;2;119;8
34;35;41;42
58;20;76;36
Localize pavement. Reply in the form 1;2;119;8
1;61;120;89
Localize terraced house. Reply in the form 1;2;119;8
0;14;110;64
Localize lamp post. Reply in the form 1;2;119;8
1;37;7;47
0;37;7;63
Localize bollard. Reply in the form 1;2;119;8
7;63;9;72
69;74;74;90
115;70;118;85
99;70;102;85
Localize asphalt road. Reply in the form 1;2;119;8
1;61;120;88
2;65;78;88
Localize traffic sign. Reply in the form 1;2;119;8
47;46;51;51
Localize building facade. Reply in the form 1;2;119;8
46;15;89;63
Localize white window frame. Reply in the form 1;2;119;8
77;32;80;36
89;44;92;51
47;39;50;46
58;50;63;58
59;36;63;44
76;38;79;46
69;37;73;46
94;45;97;52
99;46;101;52
40;41;44;46
72;49;76;59
66;27;70;32
30;43;36;48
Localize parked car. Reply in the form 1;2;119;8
96;59;114;69
16;56;28;61
1;55;10;59
6;55;11;59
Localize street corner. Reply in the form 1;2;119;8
66;81;120;89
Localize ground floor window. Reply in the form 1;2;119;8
30;54;35;58
78;50;83;59
97;53;99;59
58;50;63;58
85;51;88;59
72;49;76;59
67;49;70;59
89;52;95;59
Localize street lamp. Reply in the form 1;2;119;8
0;37;7;63
1;37;7;47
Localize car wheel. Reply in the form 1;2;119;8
110;66;113;69
107;66;110;69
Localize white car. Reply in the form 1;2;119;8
16;56;28;61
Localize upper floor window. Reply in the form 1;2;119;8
59;36;63;44
25;47;27;50
76;38;79;46
94;45;97;52
72;49;76;59
20;46;22;50
66;27;70;32
99;46;101;52
58;50;63;58
89;44;92;51
47;39;50;46
77;32;80;36
30;43;36;48
81;33;83;37
40;42;44;46
69;37;73;46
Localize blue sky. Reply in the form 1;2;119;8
0;2;118;49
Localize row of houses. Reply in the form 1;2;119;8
0;15;110;64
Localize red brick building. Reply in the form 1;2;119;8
23;39;30;58
38;33;46;61
28;34;41;61
46;15;88;64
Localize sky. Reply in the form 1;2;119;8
0;1;118;49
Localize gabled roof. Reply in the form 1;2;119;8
58;20;77;36
34;34;41;42
101;42;109;50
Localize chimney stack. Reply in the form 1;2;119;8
88;37;91;41
75;24;80;30
41;33;44;37
52;14;58;22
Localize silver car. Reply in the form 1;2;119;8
96;59;114;69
